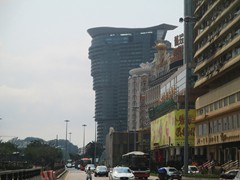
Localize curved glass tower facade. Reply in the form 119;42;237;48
87;24;177;144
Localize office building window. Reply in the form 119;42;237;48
237;92;240;102
214;102;218;110
218;118;222;132
238;112;240;128
229;94;235;104
213;119;217;133
233;114;237;129
209;121;213;134
223;117;227;131
205;106;209;113
198;124;202;136
224;97;228;107
199;109;204;115
210;104;213;111
203;123;207;135
228;115;232;130
219;100;223;108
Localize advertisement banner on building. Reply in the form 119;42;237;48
150;109;195;150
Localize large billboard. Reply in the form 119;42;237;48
151;109;195;150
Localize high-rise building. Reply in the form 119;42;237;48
193;0;240;164
128;63;151;131
87;24;177;144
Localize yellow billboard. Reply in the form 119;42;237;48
151;109;195;150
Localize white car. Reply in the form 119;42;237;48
181;165;199;174
158;167;182;180
66;163;72;168
220;169;240;180
109;166;135;180
94;165;109;177
85;164;96;172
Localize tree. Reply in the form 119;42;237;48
0;141;18;161
85;141;104;163
69;153;81;162
24;140;63;168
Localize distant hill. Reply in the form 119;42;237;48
10;137;79;154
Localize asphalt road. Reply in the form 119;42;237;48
58;168;219;180
59;168;109;180
58;168;158;180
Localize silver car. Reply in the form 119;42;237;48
85;164;96;172
109;166;135;180
94;165;109;177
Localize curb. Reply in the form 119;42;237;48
57;169;68;179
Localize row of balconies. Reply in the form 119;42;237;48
194;0;216;20
194;0;236;39
195;9;240;63
194;45;240;88
197;43;240;77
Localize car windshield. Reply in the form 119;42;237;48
190;167;198;171
227;170;239;176
169;168;177;172
114;168;131;173
97;166;107;170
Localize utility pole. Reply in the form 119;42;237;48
69;132;72;154
64;120;70;162
182;0;193;174
94;121;97;164
82;124;87;155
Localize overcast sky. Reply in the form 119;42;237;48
0;0;183;148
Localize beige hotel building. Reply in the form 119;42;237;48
193;0;240;164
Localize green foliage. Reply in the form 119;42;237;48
0;142;18;157
85;141;104;161
69;153;81;161
0;141;28;170
24;140;63;167
184;173;219;178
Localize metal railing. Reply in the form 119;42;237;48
221;160;239;171
0;168;41;180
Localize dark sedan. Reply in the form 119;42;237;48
94;165;108;177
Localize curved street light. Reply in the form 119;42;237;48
64;120;70;162
94;120;97;164
69;132;72;153
82;124;87;155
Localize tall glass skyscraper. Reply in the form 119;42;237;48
87;24;176;144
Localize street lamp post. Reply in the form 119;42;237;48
69;132;72;142
82;124;87;155
182;0;193;174
94;121;97;164
69;132;72;154
64;120;70;162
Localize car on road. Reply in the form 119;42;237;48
74;162;81;169
66;163;72;168
158;167;182;180
181;165;200;174
109;166;135;180
85;164;96;172
94;165;108;177
220;169;240;180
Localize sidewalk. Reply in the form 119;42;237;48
149;175;219;180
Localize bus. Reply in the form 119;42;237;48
79;158;92;171
122;151;150;179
